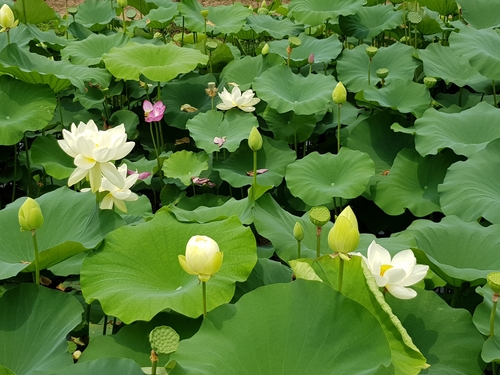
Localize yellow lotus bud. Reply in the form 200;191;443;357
261;43;270;55
332;81;346;105
0;4;19;31
117;0;127;8
488;272;500;294
248;126;263;151
327;206;359;254
308;206;330;227
293;222;304;241
178;235;223;282
18;197;44;232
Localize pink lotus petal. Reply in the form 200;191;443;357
144;100;166;122
213;136;227;147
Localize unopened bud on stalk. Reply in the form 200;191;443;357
248;126;263;151
293;222;304;241
308;53;314;65
18;197;44;232
365;46;378;58
308;206;331;227
117;0;127;8
261;43;270;55
424;76;437;89
200;9;209;19
332;81;347;105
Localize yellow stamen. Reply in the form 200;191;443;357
380;264;393;276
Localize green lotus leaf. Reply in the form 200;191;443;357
51;358;144;375
459;0;500;28
339;4;403;39
127;0;158;15
186;110;258;153
0;76;56;146
0;43;110;93
162;150;209;186
473;286;500;363
0;284;83;375
109;109;140;140
131;3;179;29
388;288;484;374
219;54;284;92
246;14;304;39
372;148;459;217
123;157;158;186
162;73;215;130
14;0;57;24
449;26;500;81
288;0;365;26
81;210;257;321
178;0;251;34
439;138;500;224
394;101;500;157
394;216;500;287
415;7;447;35
26;24;67;51
213;136;296;188
62;33;129;66
0;187;125;280
314;101;362;135
169;280;393;374
262;107;317;144
285;148;375;206
417;0;458;16
103;42;208;82
337;43;420;92
0;24;32;51
253;65;337;115
360;79;431;118
75;0;117;31
30;134;75;179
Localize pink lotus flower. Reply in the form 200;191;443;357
143;100;166;122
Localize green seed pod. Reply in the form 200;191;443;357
206;41;218;51
376;68;389;80
308;206;331;227
257;7;269;15
407;11;422;24
293;222;304;241
488;272;500;294
67;6;78;16
365;46;378;58
288;36;301;49
149;326;180;355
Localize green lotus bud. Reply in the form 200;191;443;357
376;68;389;80
117;0;127;8
149;326;180;355
153;31;162;39
248;126;263;151
327;206;359;254
288;36;301;49
200;9;209;19
18;197;44;232
260;0;267;8
488;272;500;294
308;206;331;227
261;43;270;55
206;41;218;51
365;46;378;58
0;4;19;31
332;81;347;105
293;222;304;241
248;5;253;11
424;76;437;89
257;7;269;15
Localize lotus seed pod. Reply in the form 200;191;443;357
18;197;44;232
376;68;389;80
288;36;301;49
261;43;270;55
200;9;209;19
424;77;437;89
488;272;500;294
248;126;263;151
206;41;218;51
332;81;347;105
257;7;269;15
67;6;78;16
407;11;422;24
153;32;162;39
293;222;304;241
365;46;378;58
149;326;180;355
308;206;331;227
117;0;127;8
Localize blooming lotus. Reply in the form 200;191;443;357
99;164;139;212
0;4;18;33
178;235;223;282
143;100;166;122
362;240;429;299
216;86;260;112
58;120;134;192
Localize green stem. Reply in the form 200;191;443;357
24;134;31;196
6;30;10;45
122;8;127;34
338;257;344;293
293;115;298;155
297;240;301;259
149;123;161;176
493;80;498;108
202;281;207;319
12;145;17;201
450;284;464;308
32;230;40;285
337;104;341;153
252;150;257;200
181;16;185;47
57;93;64;128
490;293;499;337
368;58;372;85
151;360;157;375
316;226;321;258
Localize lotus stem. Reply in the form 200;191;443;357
24;134;31;196
150;350;158;375
338;257;344;293
252;150;257;200
6;29;10;45
493;80;498;108
490;293;499;337
102;314;108;335
181;16;185;47
337;104;341;153
32;230;40;285
121;8;127;34
368;58;372;85
316;226;321;258
202;281;207;319
12;145;17;201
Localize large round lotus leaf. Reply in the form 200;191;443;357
186;110;258;153
460;0;500;29
26;24;67;51
0;284;83;375
449;26;500;81
288;0;365;25
178;0;251;34
75;0;116;31
131;3;179;29
388;288;484;374
219;54;284;91
162;73;215;130
394;216;500;287
339;4;403;39
0;187;125;280
267;33;343;64
0;43;110;93
393;101;500;157
314;101;362;135
253;65;337;115
372;148;459;217
285;148;375;206
418;43;485;88
337;43;419;92
51;358;144;375
103;42;208;82
169;280;393;375
246;14;304;39
162;150;209;186
0;24;31;51
360;79;431;118
417;0;457;16
61;33;129;66
13;0;57;24
439;138;500;224
262;107;317;144
415;7;447;36
0;76;56;146
31;134;75;179
81;210;257;322
213;136;296;188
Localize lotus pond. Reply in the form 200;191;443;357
1;0;500;374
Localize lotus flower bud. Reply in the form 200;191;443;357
327;206;359;254
248;126;263;151
0;4;19;31
293;222;304;241
18;197;44;232
308;206;331;227
261;43;270;55
424;76;437;89
376;68;389;80
200;9;209;19
308;53;314;65
488;272;500;294
365;46;378;58
261;0;267;8
332;81;347;105
153;32;162;39
178;235;223;282
117;0;127;8
288;36;301;49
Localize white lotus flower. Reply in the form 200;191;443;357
216;86;260;112
361;240;429;299
58;120;134;192
99;164;139;213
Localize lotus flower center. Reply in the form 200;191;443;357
380;264;393;276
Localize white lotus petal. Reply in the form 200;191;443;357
401;264;429;287
100;194;114;210
101;162;125;189
386;284;417;299
67;167;88;187
383;267;407;285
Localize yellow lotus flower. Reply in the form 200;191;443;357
216;86;260;112
327;205;359;254
0;5;18;33
18;197;44;232
179;235;223;282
